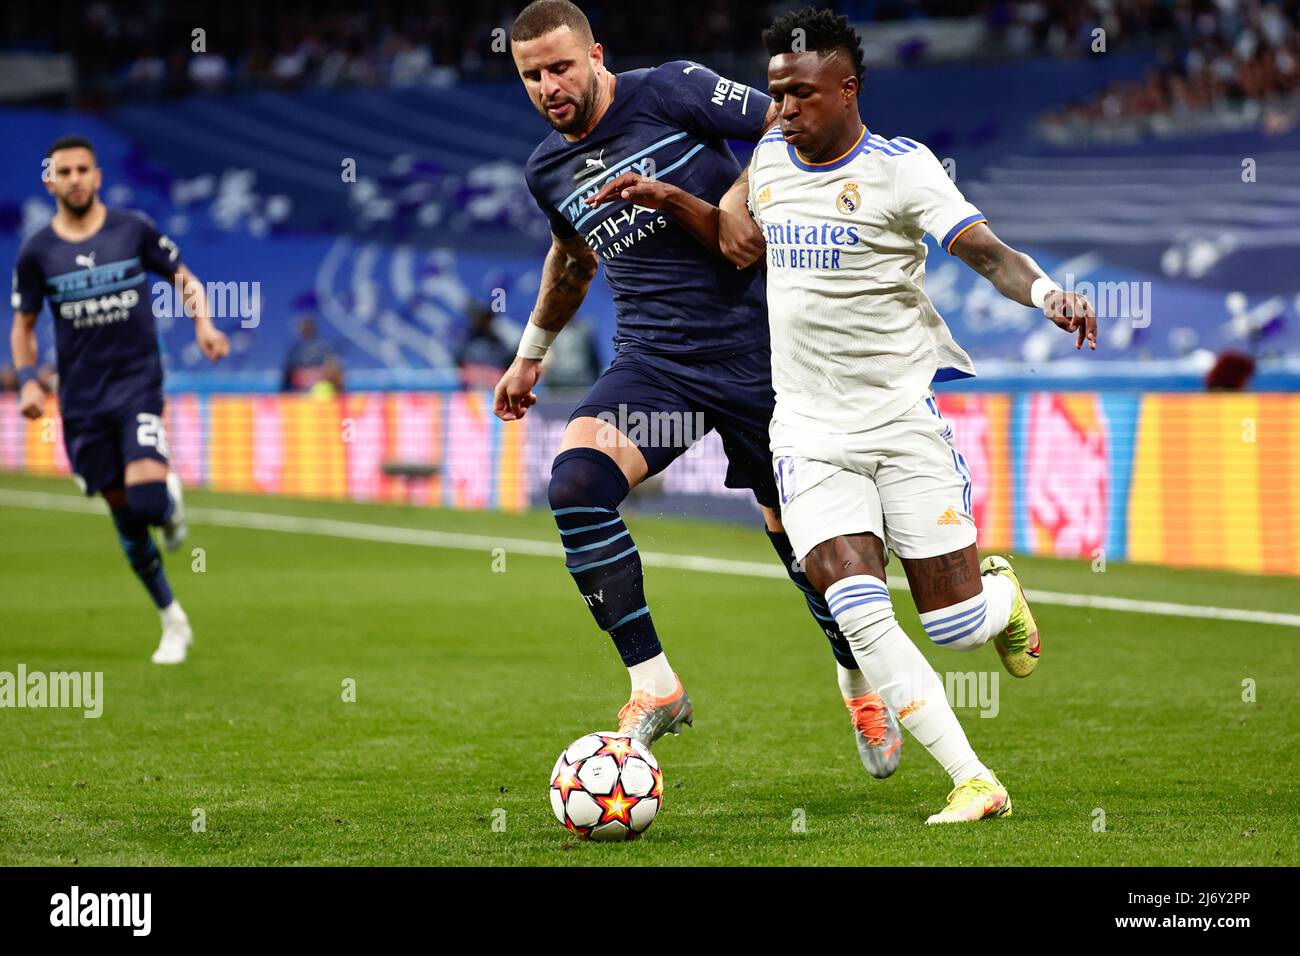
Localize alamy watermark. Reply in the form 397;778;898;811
0;664;103;718
944;670;1000;718
887;665;1001;719
152;276;261;328
50;886;150;935
596;405;708;455
1062;273;1151;328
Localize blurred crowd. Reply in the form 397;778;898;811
7;0;777;103
1045;0;1300;130
282;316;345;396
8;0;1287;104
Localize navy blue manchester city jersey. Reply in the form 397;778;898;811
12;208;182;415
525;61;771;359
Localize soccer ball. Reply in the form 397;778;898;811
549;732;663;841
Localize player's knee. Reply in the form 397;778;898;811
802;534;887;594
125;481;172;526
101;486;128;511
920;595;989;650
548;448;630;514
825;576;896;649
759;504;783;533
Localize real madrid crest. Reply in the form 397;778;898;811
836;181;860;215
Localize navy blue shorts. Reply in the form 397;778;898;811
62;393;169;496
571;346;779;508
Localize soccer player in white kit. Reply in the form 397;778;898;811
588;7;1097;822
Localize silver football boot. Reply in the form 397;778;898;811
617;678;694;749
845;693;903;779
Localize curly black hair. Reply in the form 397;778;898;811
761;6;865;83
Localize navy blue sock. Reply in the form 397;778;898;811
765;528;859;669
549;448;661;667
126;481;174;526
111;507;174;609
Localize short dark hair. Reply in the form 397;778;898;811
511;0;594;45
762;6;865;84
47;135;96;159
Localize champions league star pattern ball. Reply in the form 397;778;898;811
549;732;663;841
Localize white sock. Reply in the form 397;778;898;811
918;573;1016;651
982;571;1015;638
828;575;988;785
836;662;872;700
160;600;186;623
628;652;676;698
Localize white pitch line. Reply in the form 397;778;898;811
1016;590;1300;627
2;487;1298;628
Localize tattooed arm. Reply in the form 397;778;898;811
493;232;599;421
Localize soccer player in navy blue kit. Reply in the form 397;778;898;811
10;136;229;664
494;0;902;770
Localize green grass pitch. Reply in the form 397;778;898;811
1;470;1297;866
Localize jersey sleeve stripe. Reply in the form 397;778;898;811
570;142;707;231
942;214;987;253
557;130;691;209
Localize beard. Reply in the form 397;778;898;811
538;70;600;134
60;191;96;216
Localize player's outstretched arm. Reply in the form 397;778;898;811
585;173;733;261
585;169;765;269
718;169;766;270
493;232;598;422
10;310;45;419
174;266;229;362
951;222;1097;351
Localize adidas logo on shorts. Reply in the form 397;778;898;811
937;507;962;526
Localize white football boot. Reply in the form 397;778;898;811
152;601;193;665
161;471;187;552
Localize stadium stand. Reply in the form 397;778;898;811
3;0;1298;565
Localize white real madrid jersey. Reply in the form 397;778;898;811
747;125;984;434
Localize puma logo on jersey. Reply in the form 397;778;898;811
74;252;97;269
572;149;607;183
937;507;962;526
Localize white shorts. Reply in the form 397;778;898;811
770;393;977;563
